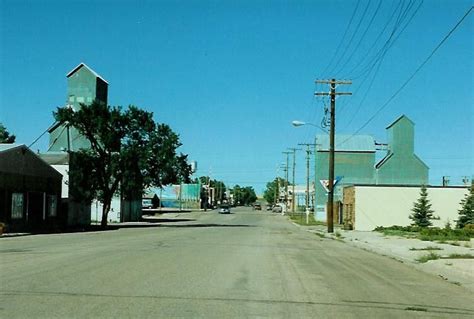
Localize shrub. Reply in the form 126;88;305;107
410;185;434;227
457;182;473;229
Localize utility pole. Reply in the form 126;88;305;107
315;79;351;233
282;151;291;213
288;148;301;214
442;176;450;187
298;143;316;214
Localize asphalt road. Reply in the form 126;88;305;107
1;207;473;318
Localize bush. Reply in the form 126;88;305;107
374;225;420;232
374;225;474;241
419;227;474;241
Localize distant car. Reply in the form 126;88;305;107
219;205;231;214
253;203;262;210
266;205;273;211
142;199;153;209
272;203;284;213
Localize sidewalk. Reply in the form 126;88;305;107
292;223;474;292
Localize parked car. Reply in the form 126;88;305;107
266;205;273;211
272;203;285;213
253;203;262;210
142;199;153;209
219;204;231;214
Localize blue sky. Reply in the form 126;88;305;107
1;0;473;194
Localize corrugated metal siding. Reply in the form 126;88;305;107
316;135;375;152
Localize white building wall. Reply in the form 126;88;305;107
354;186;469;231
91;196;121;223
51;164;69;198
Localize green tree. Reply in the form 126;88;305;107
263;177;285;205
409;185;434;227
195;177;227;207
0;123;16;143
457;182;473;228
55;101;191;228
231;185;257;206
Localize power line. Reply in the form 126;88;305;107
339;6;473;146
344;0;403;78
28;123;55;148
334;0;384;77
321;0;361;76
351;0;424;79
326;0;372;77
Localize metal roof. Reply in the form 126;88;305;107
386;114;414;129
66;62;109;84
0;143;22;152
316;135;375;152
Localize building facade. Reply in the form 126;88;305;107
375;115;429;185
313;115;429;222
343;185;469;231
0;144;63;232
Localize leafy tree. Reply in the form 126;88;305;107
0;123;16;143
195;177;227;208
55;101;191;227
457;182;473;228
263;177;285;205
409;185;434;227
231;185;257;206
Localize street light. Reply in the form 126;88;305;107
292;120;325;225
291;120;328;133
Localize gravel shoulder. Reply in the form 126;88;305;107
292;223;474;293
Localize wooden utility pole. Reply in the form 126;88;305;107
298;143;316;213
288;148;301;214
282;151;291;212
315;79;351;233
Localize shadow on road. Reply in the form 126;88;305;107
2;290;472;316
158;223;255;228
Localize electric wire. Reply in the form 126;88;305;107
338;6;473;146
351;0;424;79
321;0;362;77
338;0;423;126
334;0;384;77
344;0;402;78
28;123;56;148
325;0;372;77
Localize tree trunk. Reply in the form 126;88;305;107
101;199;111;229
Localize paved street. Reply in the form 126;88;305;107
1;207;473;318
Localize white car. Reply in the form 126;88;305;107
219;205;231;214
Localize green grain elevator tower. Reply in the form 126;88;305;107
375;115;429;185
48;63;108;151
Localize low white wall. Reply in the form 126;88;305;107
91;196;121;223
354;186;469;231
51;164;69;199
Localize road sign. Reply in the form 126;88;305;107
319;177;342;193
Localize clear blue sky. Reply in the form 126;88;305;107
1;0;473;194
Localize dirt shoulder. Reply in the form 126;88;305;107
293;223;474;293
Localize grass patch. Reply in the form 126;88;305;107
409;246;443;251
444;253;474;259
289;213;326;226
374;226;474;242
415;252;441;263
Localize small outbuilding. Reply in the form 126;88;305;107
0;144;63;232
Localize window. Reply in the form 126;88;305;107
11;193;24;219
48;195;57;217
